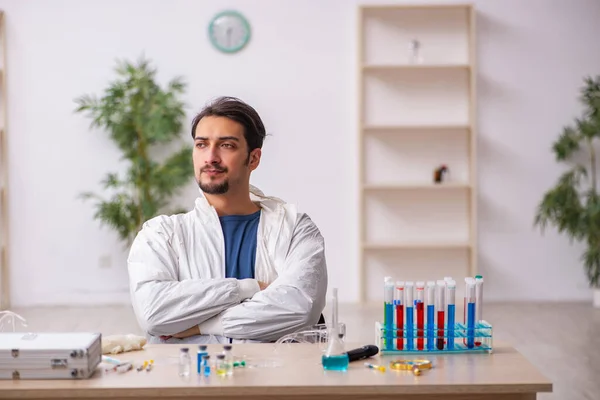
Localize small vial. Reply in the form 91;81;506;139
197;345;208;374
223;345;234;376
216;354;226;377
202;355;211;377
179;348;191;377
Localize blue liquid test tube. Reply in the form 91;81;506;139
426;281;435;351
384;277;394;350
405;282;414;351
446;279;456;350
466;278;476;349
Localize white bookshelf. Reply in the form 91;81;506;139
358;4;477;302
0;11;8;309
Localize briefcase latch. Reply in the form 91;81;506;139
51;359;68;369
11;349;19;358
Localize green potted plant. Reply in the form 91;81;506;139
75;56;192;245
534;75;600;307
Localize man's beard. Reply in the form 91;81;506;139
199;179;229;194
198;164;230;194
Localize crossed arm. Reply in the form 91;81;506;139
127;213;328;342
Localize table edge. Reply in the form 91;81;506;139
0;382;554;398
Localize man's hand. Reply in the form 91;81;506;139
161;280;270;340
258;281;270;291
171;325;201;339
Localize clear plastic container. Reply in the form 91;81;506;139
178;348;191;377
215;354;227;376
223;345;234;376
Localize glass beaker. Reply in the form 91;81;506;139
321;288;349;371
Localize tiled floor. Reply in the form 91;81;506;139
8;302;600;400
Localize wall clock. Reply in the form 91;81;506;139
208;10;251;54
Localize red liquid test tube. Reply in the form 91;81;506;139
436;280;446;350
394;282;404;350
416;282;425;351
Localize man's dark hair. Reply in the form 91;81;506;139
191;96;266;154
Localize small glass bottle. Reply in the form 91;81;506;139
178;348;191;377
197;345;208;374
223;345;234;376
215;354;227;376
202;355;211;377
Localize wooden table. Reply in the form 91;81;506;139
0;342;552;400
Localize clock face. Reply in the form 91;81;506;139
208;10;251;53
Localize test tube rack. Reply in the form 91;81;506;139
374;320;493;355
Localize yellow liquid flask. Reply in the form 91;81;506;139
322;288;349;371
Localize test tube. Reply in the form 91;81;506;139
394;281;405;350
415;282;425;351
436;280;446;350
384;277;394;350
405;282;414;351
466;278;476;348
475;275;484;322
446;279;456;350
426;281;435;351
463;277;470;344
475;275;484;347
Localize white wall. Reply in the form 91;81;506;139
2;0;598;307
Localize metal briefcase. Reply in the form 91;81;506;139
0;332;102;379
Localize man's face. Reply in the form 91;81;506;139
193;116;260;195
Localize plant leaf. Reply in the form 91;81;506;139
75;55;193;247
552;126;581;161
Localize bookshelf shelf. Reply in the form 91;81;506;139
358;4;477;303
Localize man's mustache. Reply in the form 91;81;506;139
201;165;227;172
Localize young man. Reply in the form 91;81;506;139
127;96;328;344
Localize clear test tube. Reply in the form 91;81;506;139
446;279;456;350
475;275;484;347
415;282;425;351
426;281;435;351
436;280;446;350
394;281;405;350
475;276;484;322
405;282;414;351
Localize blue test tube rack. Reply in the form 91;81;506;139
374;320;493;354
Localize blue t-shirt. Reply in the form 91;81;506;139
219;210;261;279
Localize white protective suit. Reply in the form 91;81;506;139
127;185;328;344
